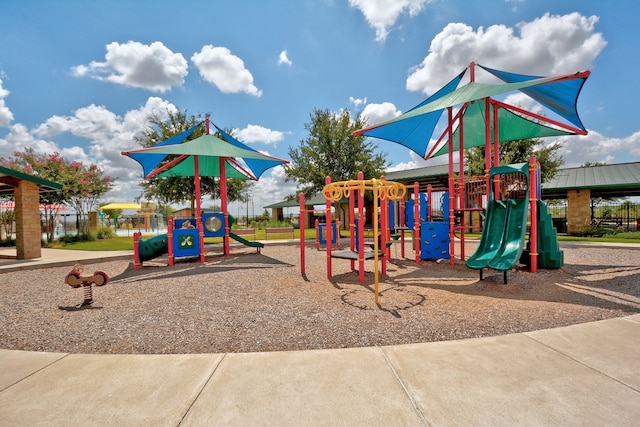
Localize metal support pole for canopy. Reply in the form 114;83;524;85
447;107;455;266
194;155;205;263
220;156;230;256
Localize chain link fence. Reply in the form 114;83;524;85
546;200;640;233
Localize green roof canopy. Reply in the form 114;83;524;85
0;165;63;196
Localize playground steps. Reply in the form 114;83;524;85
521;201;564;269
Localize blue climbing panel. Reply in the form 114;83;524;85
420;222;450;260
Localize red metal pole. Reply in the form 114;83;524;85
427;184;432;221
193;155;205;263
485;99;491;205
299;193;305;276
167;216;174;266
493;102;501;198
459;109;466;261
414;181;420;265
358;171;365;282
380;176;387;275
325;176;332;278
529;157;538;273
219;156;230;256
349;185;355;270
447;107;455;266
399;197;406;258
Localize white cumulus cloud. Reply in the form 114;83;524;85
0;78;14;127
71;41;188;93
407;12;607;95
361;102;401;126
552;130;640;168
191;45;262;96
278;50;292;65
349;0;430;41
233;124;284;146
29;97;178;200
349;96;367;108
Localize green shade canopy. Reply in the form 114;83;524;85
432;99;574;157
123;133;288;180
360;75;559;132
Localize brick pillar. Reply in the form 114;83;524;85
567;189;591;234
89;211;99;231
15;180;42;259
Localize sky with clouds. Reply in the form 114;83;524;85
1;0;638;215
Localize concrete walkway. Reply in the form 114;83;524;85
0;248;639;425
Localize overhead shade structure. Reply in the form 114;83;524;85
125;123;202;178
123;133;288;180
122;119;290;257
431;99;575;157
478;65;589;131
211;122;287;179
354;64;590;160
356;71;465;157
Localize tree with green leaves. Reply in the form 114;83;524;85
0;148;115;240
285;108;389;196
134;110;251;216
464;138;564;183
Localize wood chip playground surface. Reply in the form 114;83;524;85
0;240;639;354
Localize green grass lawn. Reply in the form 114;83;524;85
47;229;640;251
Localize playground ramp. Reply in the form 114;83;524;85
466;199;528;272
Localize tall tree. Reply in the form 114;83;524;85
134;110;251;215
464;138;564;183
285;108;389;196
0;148;114;240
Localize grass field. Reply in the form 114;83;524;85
47;229;640;251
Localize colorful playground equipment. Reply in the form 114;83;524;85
351;62;586;286
464;157;563;282
64;263;110;307
133;212;263;269
123;116;288;268
300;172;407;304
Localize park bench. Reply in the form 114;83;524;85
231;228;257;239
265;227;295;239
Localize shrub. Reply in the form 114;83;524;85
93;227;116;240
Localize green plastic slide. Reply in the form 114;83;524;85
465;200;508;269
488;199;528;271
229;232;264;253
466;199;529;272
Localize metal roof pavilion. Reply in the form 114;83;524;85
265;162;640;209
0;165;63;196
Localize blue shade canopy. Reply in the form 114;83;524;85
211;122;287;179
478;64;589;131
357;72;465;157
125;123;202;177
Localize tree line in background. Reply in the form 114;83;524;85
2;105;632;245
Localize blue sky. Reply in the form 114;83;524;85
1;0;639;214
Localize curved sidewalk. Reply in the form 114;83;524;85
0;315;638;426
